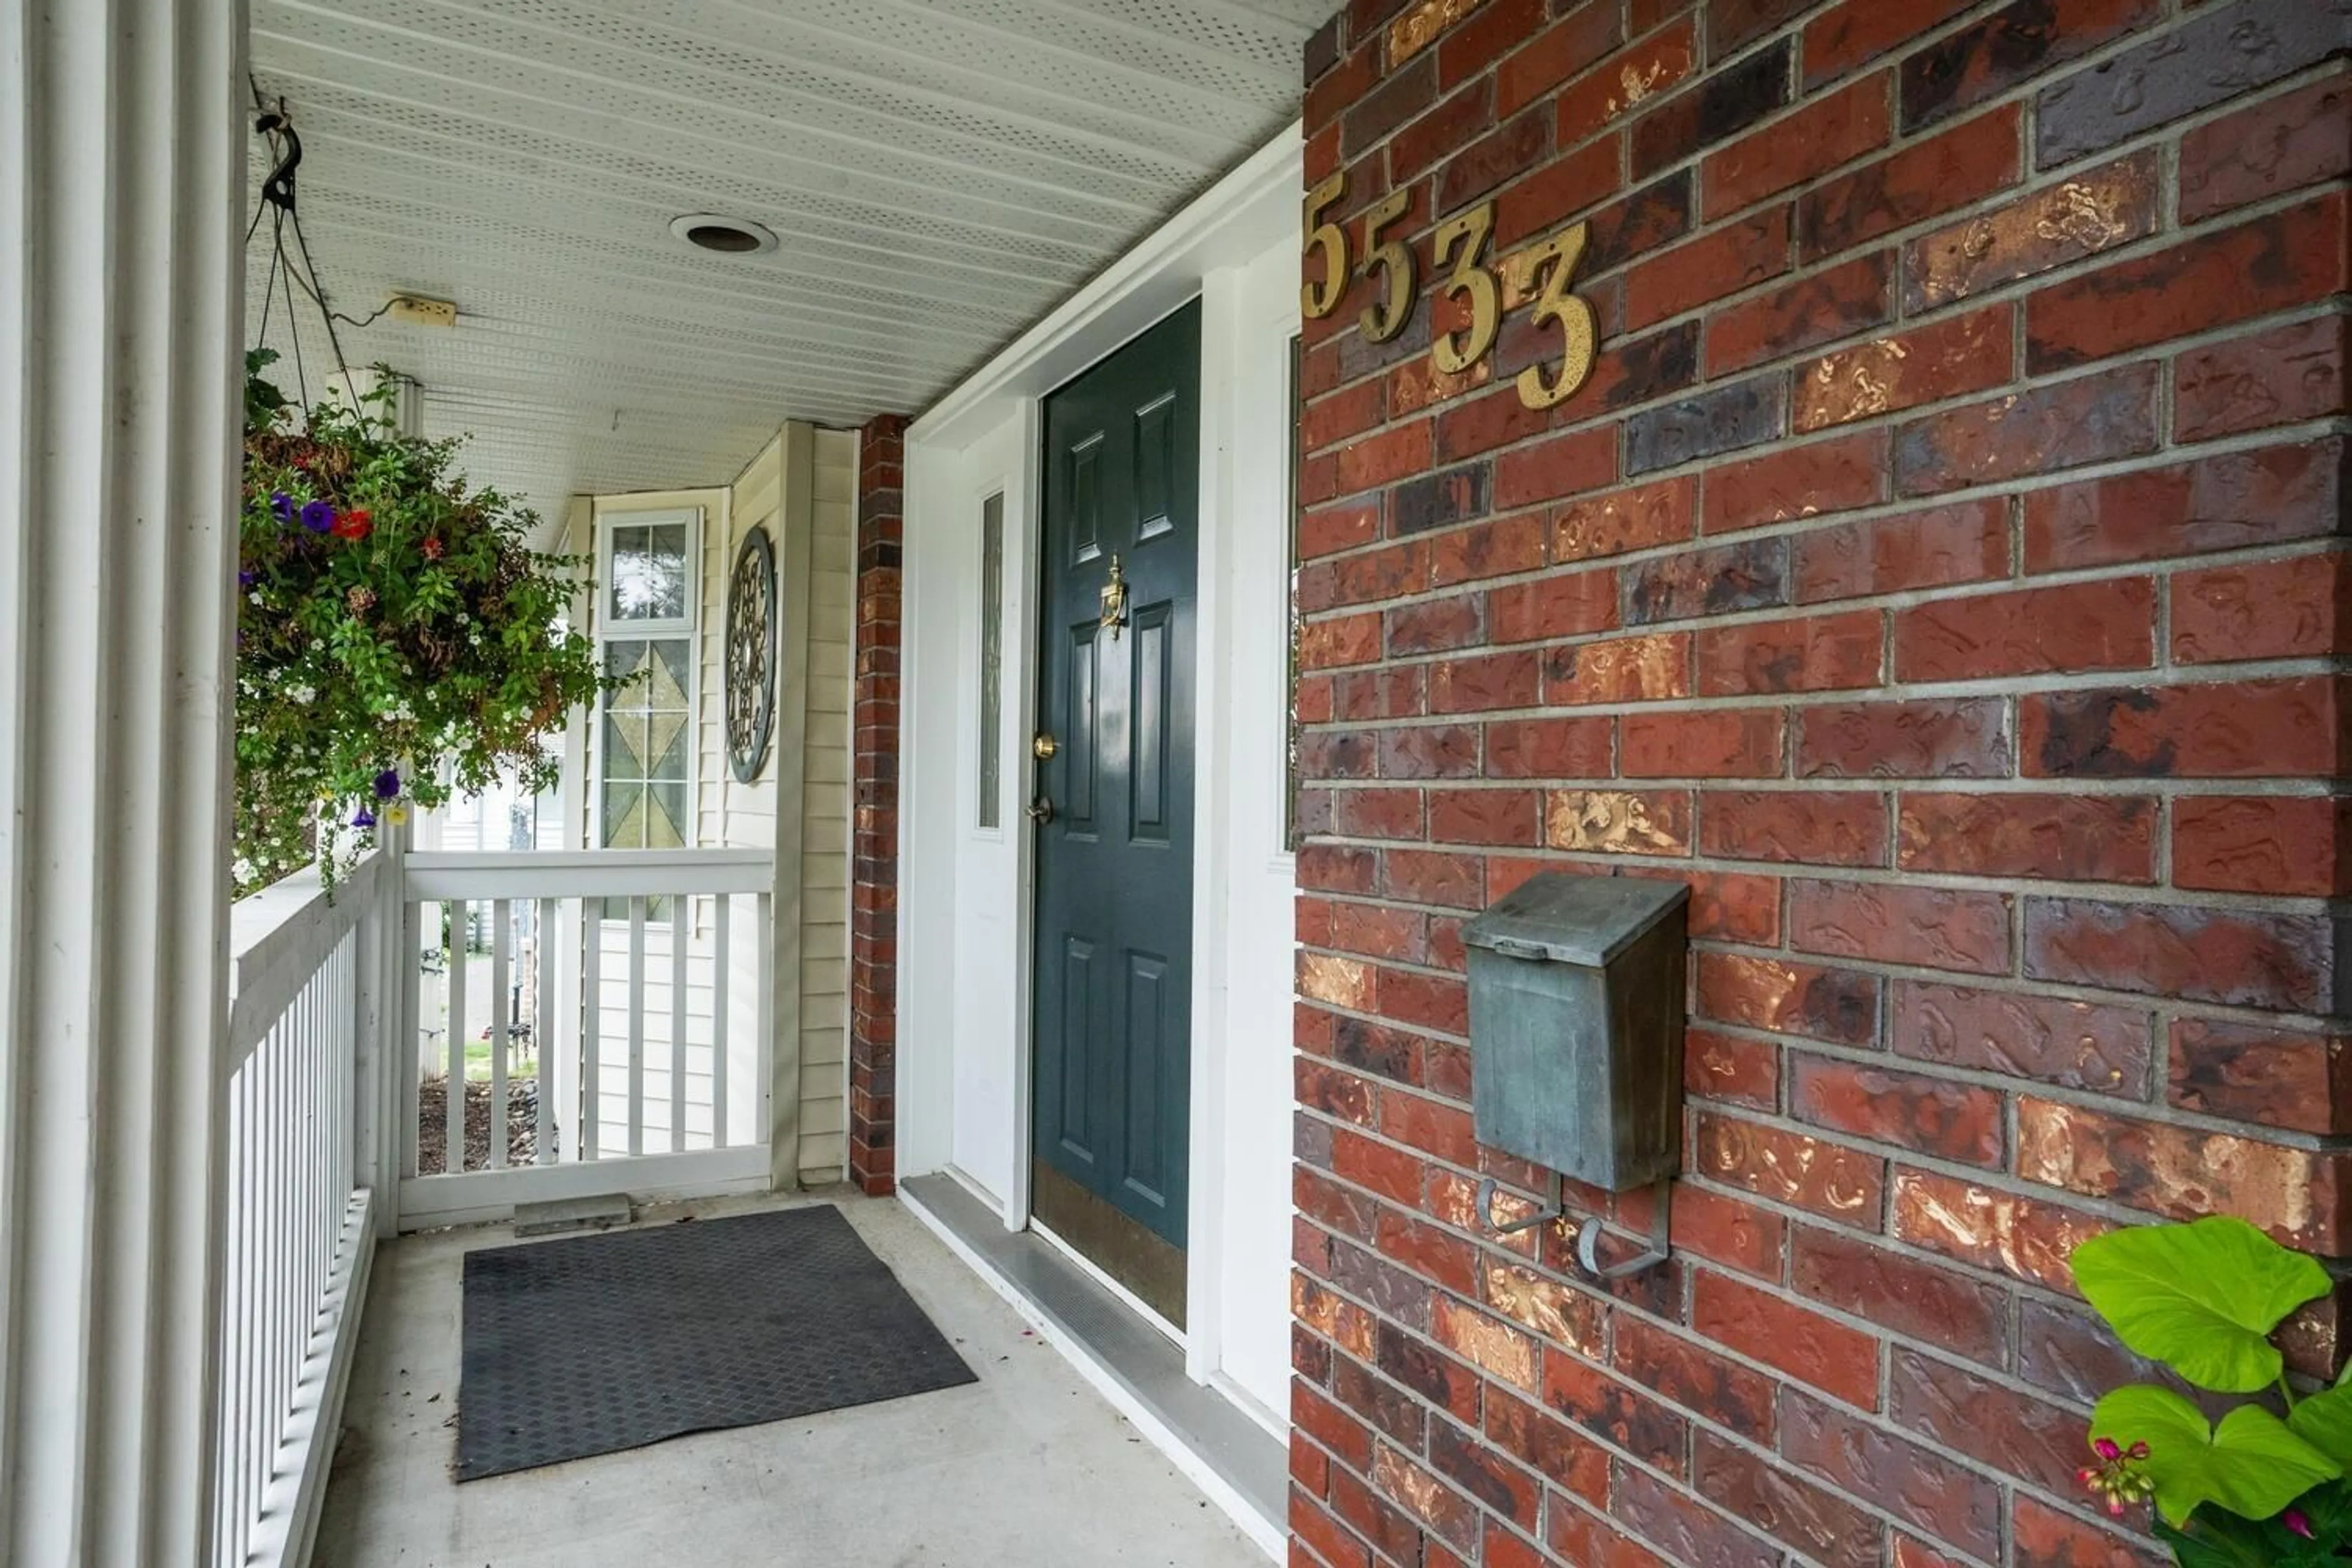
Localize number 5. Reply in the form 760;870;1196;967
1301;172;1348;320
1515;219;1597;410
1357;187;1416;344
1430;203;1498;375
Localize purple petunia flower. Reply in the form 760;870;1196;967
271;491;295;521
238;568;256;588
351;807;377;829
2286;1510;2315;1540
300;499;334;533
373;768;400;799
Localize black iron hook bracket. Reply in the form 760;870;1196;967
255;108;301;213
1474;1171;1673;1280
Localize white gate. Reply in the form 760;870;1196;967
396;849;775;1231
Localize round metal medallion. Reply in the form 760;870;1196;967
724;525;777;783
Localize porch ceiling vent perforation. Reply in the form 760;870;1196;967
453;0;1226;189
257;97;1107;269
247;0;1332;529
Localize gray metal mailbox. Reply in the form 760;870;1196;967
1462;873;1690;1193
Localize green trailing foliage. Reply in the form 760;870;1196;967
2072;1215;2352;1560
236;350;620;896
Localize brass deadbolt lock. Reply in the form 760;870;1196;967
1032;731;1058;761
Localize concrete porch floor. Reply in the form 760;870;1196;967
313;1189;1268;1567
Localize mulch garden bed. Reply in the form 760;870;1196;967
416;1076;548;1173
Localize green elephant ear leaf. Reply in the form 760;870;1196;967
2071;1216;2329;1392
2155;1517;2283;1568
2093;1385;2342;1526
2291;1378;2352;1469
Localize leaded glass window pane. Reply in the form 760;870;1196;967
600;635;692;852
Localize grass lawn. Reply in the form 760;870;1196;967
462;1038;539;1082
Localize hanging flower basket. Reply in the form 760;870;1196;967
235;349;617;896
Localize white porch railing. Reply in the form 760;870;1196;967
396;849;775;1231
213;843;776;1568
216;851;399;1568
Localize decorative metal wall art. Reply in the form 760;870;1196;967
724;524;778;783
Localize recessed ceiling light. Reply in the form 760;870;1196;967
669;213;778;256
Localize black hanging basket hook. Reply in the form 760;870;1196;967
255;109;301;214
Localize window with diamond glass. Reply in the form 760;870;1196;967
598;516;694;855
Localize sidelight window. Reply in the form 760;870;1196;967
978;492;1005;830
594;510;698;860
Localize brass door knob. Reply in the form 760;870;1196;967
1032;731;1058;761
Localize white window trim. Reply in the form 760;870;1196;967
589;505;702;857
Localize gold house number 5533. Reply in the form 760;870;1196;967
1303;178;1597;412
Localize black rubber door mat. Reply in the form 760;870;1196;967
458;1204;977;1480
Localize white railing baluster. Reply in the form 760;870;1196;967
401;893;422;1183
303;971;318;1329
757;892;775;1156
670;896;688;1154
489;899;510;1170
582;902;601;1161
447;905;467;1175
227;1068;251;1564
627;895;647;1158
353;896;381;1223
263;1016;282;1498
537;897;556;1164
712;895;730;1149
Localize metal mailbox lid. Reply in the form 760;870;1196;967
1461;873;1690;967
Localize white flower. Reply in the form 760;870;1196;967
284;683;315;704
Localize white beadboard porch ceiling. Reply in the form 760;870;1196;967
244;0;1330;521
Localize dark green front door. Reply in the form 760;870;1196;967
1030;303;1199;1327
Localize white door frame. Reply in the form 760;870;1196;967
899;126;1302;1406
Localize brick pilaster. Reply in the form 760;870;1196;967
850;413;906;1194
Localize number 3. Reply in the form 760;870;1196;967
1516;219;1596;410
1429;204;1498;375
1301;172;1348;320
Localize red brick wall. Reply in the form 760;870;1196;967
850;414;906;1195
1291;2;2350;1564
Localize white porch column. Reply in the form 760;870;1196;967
0;3;248;1565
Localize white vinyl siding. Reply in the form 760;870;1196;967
567;428;853;1183
796;428;858;1180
